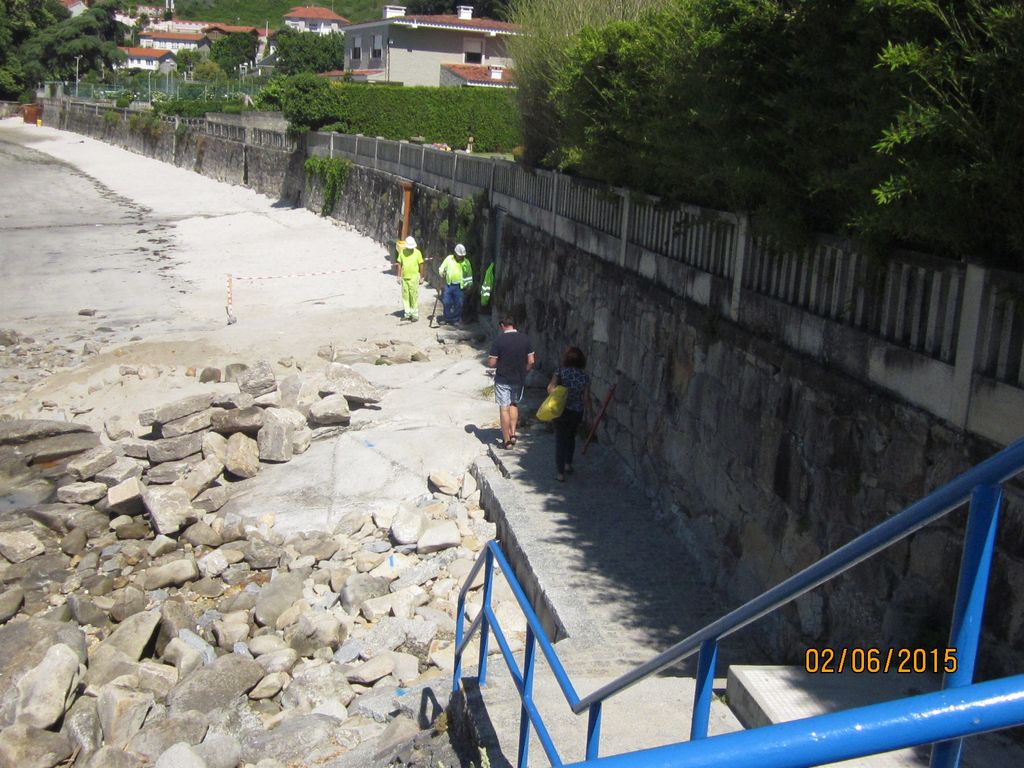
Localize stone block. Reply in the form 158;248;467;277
147;432;203;464
67;445;117;481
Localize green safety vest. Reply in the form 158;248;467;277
396;246;423;279
480;263;494;306
440;254;473;288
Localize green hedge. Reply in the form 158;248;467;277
153;98;246;117
275;73;519;153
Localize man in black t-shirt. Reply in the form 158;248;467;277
486;317;535;449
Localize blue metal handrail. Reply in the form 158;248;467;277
453;436;1024;768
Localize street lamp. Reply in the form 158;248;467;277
74;55;82;97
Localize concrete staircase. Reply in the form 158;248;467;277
461;420;1024;767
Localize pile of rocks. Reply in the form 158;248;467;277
0;363;518;768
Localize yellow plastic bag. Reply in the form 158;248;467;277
536;386;568;422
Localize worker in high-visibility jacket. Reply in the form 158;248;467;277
438;243;473;325
394;235;424;321
480;262;494;309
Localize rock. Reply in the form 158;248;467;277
390;507;425;546
239;714;354;766
197;550;229;579
0;419;93;448
144;558;199;590
66;445;117;481
162;638;204;680
97;610;162;660
292;426;313;455
0;723;73;768
201;431;228;463
223;433;259;479
174;456;224;501
108;477;145;514
167;653;264;716
210;406;264;435
193;485;230;513
0;531;44;563
257;415;293;463
105;415;133;441
255;647;298;674
125;711;208;763
57;480;107;504
97;683;154;748
87;745;144;768
69;594;110;628
148;433;204;464
195;732;241;768
117;521;151;540
279;664;355;710
146;457;200;484
284;611;346;655
308;394;351;426
140;394;213;428
321;363;383;405
237;360;276;397
63;695;102;757
248;671;288;699
96;456;146;486
211;391;254;409
346;654;395;685
0;586;25;623
428;471;461;496
154;742;206;768
15;643;82;729
254;573;304;627
340;574;391;615
120;438;152;460
143;485;196;535
373;715;420;761
161;408;214;438
148;535;177;558
358;617;409;659
182;521;223;548
199;367;222;383
418;521;461;554
242;539;280;570
108;586;147;623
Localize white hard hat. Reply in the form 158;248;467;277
455;244;466;256
404;236;417;249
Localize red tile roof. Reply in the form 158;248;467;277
399;15;518;34
140;31;205;41
119;47;175;60
442;63;514;86
203;24;260;34
285;6;350;23
62;0;85;8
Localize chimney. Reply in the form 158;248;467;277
457;5;473;19
383;5;406;18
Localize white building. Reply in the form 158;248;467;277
117;47;177;73
139;31;205;51
283;6;350;35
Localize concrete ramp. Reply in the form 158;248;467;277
727;665;1024;767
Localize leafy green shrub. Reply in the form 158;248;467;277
128;110;164;140
103;109;120;126
277;73;519;153
115;93;133;108
304;156;353;216
153;98;246;117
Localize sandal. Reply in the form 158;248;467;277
503;439;515;450
510;435;518;446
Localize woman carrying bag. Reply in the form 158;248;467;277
547;346;591;482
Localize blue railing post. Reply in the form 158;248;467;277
518;626;538;768
586;702;603;760
690;638;720;740
479;546;496;686
929;483;1003;768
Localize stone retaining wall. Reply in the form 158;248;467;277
39;98;1024;676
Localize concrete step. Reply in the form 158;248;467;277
727;665;1024;767
465;656;742;768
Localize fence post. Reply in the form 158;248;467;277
374;137;379;170
949;264;987;428
730;213;750;322
550;171;559;235
329;132;334;159
619;189;630;268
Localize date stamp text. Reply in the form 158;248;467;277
804;647;957;674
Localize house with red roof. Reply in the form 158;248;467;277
117;47;177;73
283;6;350;35
341;5;517;87
139;30;205;52
62;0;87;17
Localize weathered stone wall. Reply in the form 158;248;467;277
494;215;1024;676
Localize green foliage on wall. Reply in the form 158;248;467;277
274;73;520;153
153;98;246;117
304;156;353;216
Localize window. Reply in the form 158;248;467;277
464;38;483;64
372;34;383;59
351;36;362;60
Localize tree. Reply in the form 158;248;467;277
175;48;200;77
17;0;126;93
405;0;512;19
210;32;257;75
273;29;345;76
194;59;227;82
0;0;69;99
869;0;1024;265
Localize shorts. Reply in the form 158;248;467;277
494;382;525;407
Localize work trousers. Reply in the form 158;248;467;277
442;283;464;323
401;277;419;318
554;409;584;473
